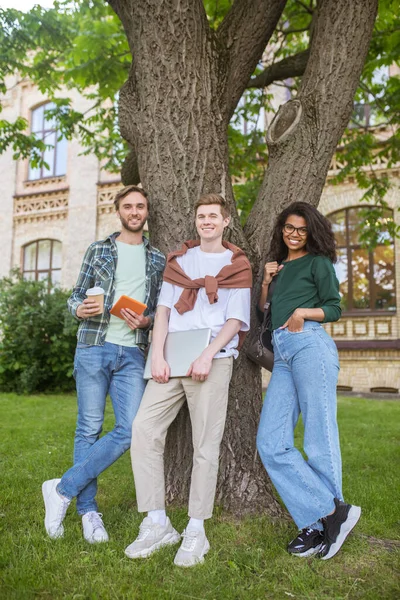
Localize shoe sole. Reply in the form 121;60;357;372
85;535;109;544
174;538;211;567
290;543;323;558
42;480;64;539
320;506;361;560
125;531;181;559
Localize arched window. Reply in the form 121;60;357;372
28;102;67;180
22;240;62;287
329;207;396;312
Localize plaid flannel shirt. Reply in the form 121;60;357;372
68;232;166;347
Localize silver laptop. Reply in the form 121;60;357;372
143;328;212;379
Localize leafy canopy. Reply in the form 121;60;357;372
0;0;399;241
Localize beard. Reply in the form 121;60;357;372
119;215;147;233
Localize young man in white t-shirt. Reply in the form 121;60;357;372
125;193;251;567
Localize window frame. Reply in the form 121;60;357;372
329;206;396;315
22;239;62;289
28;102;67;181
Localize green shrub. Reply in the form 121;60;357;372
0;272;78;394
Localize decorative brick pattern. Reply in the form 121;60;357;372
13;190;69;223
332;321;347;337
23;176;66;189
352;320;369;336
97;182;123;215
374;319;392;336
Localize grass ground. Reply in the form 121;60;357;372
0;393;399;600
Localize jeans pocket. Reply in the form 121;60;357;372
77;342;92;349
316;329;339;362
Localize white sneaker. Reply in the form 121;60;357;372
42;478;71;539
125;516;181;559
82;511;109;544
174;528;210;567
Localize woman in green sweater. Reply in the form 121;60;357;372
256;202;360;561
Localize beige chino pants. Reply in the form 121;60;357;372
131;357;233;519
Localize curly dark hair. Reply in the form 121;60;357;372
269;202;337;263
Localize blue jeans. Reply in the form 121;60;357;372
256;321;342;530
57;342;146;515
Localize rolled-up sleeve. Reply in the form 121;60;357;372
312;256;342;323
67;245;95;320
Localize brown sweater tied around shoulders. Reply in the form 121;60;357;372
162;239;252;349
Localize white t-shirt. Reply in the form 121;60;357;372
157;246;251;359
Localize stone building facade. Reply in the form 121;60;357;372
318;171;400;394
0;78;399;394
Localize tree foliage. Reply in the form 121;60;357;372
0;0;130;172
0;273;78;394
1;1;398;236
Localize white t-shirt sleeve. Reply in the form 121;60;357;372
157;281;175;308
225;287;251;331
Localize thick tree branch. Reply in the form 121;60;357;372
295;0;314;14
121;145;140;186
217;0;288;122
248;49;310;89
245;0;378;263
276;26;309;35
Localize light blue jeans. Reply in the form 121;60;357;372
256;321;342;530
57;342;146;515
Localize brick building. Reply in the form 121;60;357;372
0;77;399;394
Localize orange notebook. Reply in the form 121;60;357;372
110;295;147;320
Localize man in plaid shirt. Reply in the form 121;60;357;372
42;185;165;544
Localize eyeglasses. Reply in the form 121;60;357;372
283;223;308;237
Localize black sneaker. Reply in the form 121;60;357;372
287;527;324;557
318;498;361;560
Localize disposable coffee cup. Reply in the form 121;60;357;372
86;286;105;316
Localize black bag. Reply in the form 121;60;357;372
246;278;276;372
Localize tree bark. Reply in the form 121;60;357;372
245;0;378;266
107;0;288;516
107;0;377;517
217;0;287;121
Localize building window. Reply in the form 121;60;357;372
28;102;68;180
22;240;62;287
329;207;396;312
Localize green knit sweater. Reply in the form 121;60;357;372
270;253;341;331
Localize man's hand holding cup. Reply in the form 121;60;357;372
77;286;105;319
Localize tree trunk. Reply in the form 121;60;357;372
107;0;377;517
245;0;378;265
108;0;287;516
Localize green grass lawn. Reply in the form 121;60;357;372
0;393;399;600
